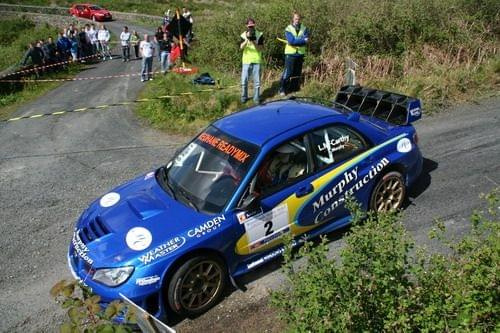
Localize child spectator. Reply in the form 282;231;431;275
130;31;140;59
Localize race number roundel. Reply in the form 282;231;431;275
126;227;152;251
397;138;412;153
100;192;120;207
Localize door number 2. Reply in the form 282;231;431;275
264;221;273;236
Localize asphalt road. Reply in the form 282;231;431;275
0;18;499;333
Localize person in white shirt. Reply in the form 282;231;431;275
87;23;98;55
120;26;131;62
97;25;112;60
139;34;155;81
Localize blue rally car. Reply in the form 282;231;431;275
68;85;423;320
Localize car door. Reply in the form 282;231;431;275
293;123;374;227
234;134;317;255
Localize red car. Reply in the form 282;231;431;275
69;4;112;21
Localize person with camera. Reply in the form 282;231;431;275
279;12;309;96
239;18;264;104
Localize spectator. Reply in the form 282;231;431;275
159;31;173;74
130;30;140;59
163;9;171;27
182;7;194;42
66;24;77;39
239;18;264;104
57;32;71;61
139;34;155;82
120;26;131;62
78;26;90;60
87;23;98;55
154;26;164;62
279;12;309;96
70;34;79;61
21;42;44;67
97;24;112;60
42;37;58;64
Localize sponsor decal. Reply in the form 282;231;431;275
244;204;289;251
188;215;226;238
139;236;186;264
313;167;359;213
409;107;421;117
198;132;251;163
237;207;264;224
174;142;197;167
249;226;290;250
126;227;153;251
313;157;390;224
144;171;155;180
317;135;350;153
100;192;120;208
247;248;283;269
136;275;161;286
397;138;412;153
72;229;94;265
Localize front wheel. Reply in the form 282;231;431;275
167;255;227;316
370;171;406;212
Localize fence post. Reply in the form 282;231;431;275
345;58;357;85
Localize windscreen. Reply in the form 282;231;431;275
165;126;258;214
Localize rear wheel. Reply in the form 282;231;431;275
167;255;227;316
370;171;406;212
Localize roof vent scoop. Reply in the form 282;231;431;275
334;85;422;125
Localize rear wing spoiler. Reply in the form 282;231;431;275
334;85;422;125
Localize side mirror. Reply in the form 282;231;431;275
239;193;260;211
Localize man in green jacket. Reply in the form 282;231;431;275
240;18;264;103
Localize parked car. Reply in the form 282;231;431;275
68;85;423;321
69;4;112;21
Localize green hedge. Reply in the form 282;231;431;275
272;191;499;331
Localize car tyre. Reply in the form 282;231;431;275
369;171;406;212
167;255;227;316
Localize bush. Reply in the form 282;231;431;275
271;191;499;331
51;279;136;332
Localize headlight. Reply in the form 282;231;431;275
92;266;134;287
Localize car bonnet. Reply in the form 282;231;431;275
71;171;216;267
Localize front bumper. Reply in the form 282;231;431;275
67;248;167;319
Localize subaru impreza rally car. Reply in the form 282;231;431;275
68;85;423;320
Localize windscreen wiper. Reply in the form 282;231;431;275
159;167;176;200
176;187;200;212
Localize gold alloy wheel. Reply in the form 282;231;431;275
179;260;223;311
373;173;405;212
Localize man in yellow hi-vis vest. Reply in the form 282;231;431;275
240;18;264;103
279;12;309;95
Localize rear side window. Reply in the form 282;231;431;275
310;125;367;169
